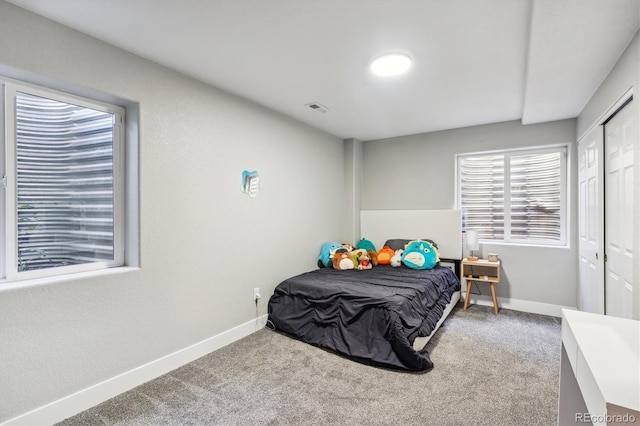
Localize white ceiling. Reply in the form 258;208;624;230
8;0;639;141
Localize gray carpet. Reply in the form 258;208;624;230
57;304;562;425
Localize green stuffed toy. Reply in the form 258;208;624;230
350;248;367;266
356;238;376;253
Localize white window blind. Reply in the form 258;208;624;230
458;146;567;246
458;154;505;240
16;92;116;271
1;79;125;281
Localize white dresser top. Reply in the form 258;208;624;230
562;309;640;412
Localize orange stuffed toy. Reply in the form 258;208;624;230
377;246;395;265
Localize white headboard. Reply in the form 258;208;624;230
360;210;462;260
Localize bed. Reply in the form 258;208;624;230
267;210;462;371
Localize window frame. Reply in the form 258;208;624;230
1;77;126;282
456;143;569;247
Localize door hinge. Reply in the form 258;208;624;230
604;253;608;262
1;175;6;188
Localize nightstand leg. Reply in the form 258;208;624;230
490;283;498;314
463;280;473;310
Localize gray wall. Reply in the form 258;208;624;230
576;31;639;319
0;2;344;422
362;119;578;308
577;32;639;139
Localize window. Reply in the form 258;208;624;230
1;78;125;282
457;145;568;246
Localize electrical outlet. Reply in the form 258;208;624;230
253;287;261;302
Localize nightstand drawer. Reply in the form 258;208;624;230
463;264;497;279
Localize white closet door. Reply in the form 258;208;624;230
578;126;604;314
604;100;635;319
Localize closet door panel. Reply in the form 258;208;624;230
604;100;635;319
577;126;604;314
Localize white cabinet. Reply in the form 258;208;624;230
558;309;639;425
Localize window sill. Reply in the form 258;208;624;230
479;241;570;250
0;266;141;292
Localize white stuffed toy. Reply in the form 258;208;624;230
390;249;403;267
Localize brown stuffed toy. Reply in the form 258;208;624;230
357;252;373;270
368;249;378;266
332;250;355;270
341;243;355;252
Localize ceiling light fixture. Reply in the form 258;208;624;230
370;53;412;76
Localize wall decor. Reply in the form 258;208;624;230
241;170;260;198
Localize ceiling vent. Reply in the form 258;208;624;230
305;102;328;113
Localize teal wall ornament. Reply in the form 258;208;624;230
241;170;260;198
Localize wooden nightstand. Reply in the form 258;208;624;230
462;258;501;314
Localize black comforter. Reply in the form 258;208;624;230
267;265;460;371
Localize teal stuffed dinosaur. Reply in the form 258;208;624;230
356;238;376;253
401;240;439;270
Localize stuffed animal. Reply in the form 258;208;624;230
349;248;366;265
356;238;376;253
377;246;395;265
341;243;355;252
357;252;372;270
318;242;344;268
367;249;378;266
401;240;439;270
332;250;356;270
390;249;403;267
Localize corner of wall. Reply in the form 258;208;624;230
343;138;363;243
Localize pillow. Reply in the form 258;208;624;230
384;238;438;251
401;240;439;270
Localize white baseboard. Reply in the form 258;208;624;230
461;292;575;317
2;314;269;426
